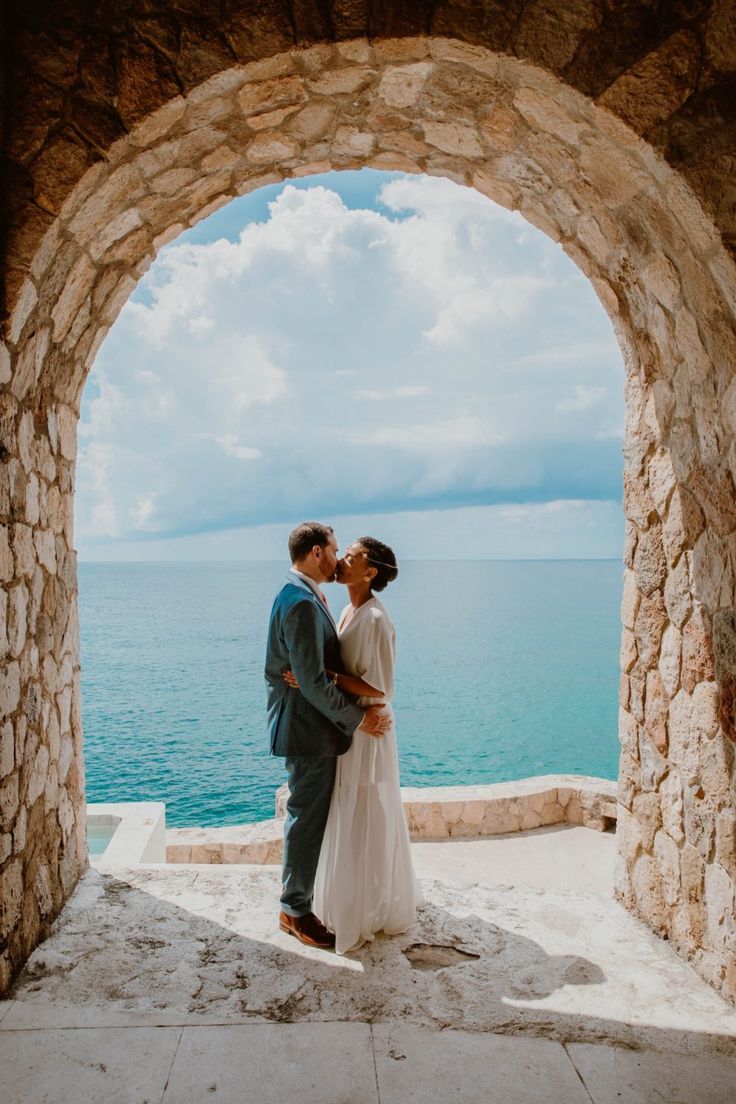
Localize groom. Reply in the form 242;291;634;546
265;521;390;948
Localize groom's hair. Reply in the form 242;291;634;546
289;522;334;563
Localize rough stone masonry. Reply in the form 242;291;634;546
1;2;735;1005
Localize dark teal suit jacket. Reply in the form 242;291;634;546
265;574;365;757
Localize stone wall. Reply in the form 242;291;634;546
164;776;618;865
1;4;735;1001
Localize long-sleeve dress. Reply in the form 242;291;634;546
313;596;423;953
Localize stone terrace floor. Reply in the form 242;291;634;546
2;826;736;1103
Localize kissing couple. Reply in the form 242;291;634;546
265;521;423;953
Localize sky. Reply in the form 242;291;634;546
77;170;625;561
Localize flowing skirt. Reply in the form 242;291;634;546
313;706;423;954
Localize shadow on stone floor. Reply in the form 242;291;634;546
3;866;736;1060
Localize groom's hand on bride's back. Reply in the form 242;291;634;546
359;705;390;738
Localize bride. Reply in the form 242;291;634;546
285;536;423;953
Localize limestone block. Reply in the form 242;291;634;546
668;688;696;782
339;40;375;64
681;610;716;693
654;829;681;907
34;863;54;918
663;552;692;628
597;28;699;132
89;209;143;260
377;128;429;156
660;771;685;845
0;342;10;385
57;686;72;736
57;789;75;842
644;669;668;752
24;472;40;527
128;97;186;148
0;858;23;935
698;730;732;807
368;151;420;173
669;419;698;483
0;527;13;582
461;801;485;827
422;121;483;158
659;623;682;697
691;680;721;740
47;707;60;764
58;734;73;785
200;145;241;171
332;126;374;157
644;255;682;312
715;808;736;876
33;529;56;574
633;524;666;597
627;667;645;722
704;861;735;949
33;428;56;486
622;472;657;527
8;584;28;657
25;742;49;805
56;405;78;461
17;410;34;473
640;728;670;790
634;591;667;666
0;661;21;719
0;832;11;863
0;590;7;659
663;486;705;567
152;167;199;196
288;103;336;142
238;75;306;119
631;851;667;932
246;133;299;163
307;67;374;96
51;254;95;343
621;568;640;630
0;772;19;829
9;279;38;346
646;379;676;439
683;783;715;861
648;451;677;518
617;805;643;866
0;720;14;777
378;63;432;108
68;163;144;243
723;376;736;437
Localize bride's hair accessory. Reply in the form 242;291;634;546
356;537;399;592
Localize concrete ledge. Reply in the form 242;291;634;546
87;802;166;866
165;775;617;866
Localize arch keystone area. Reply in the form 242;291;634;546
1;5;735;1005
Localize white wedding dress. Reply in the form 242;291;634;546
313;596;423;954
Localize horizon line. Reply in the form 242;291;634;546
78;556;623;564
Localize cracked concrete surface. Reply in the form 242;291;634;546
2;830;736;1101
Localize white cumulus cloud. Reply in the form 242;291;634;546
77;173;624;546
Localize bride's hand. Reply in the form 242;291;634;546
283;669;299;689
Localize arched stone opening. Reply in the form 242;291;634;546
1;35;735;1006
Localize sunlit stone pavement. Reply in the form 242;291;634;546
2;827;736;1102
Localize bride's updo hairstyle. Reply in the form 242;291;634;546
358;537;399;592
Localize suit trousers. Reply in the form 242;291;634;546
281;756;337;917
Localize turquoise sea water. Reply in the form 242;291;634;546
79;560;622;828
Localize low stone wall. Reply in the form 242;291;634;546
165;775;617;865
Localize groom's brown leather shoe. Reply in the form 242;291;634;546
279;911;336;949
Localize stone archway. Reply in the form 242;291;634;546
1;11;735;1006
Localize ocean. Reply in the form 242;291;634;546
78;560;622;828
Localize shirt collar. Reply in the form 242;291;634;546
289;566;324;601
